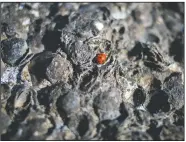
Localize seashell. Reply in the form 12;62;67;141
5;85;38;118
19;64;32;86
1;84;11;104
14;87;31;109
139;75;153;89
14;86;37;109
93;21;104;31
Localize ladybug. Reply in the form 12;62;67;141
96;53;107;64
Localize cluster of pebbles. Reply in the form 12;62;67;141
1;3;184;140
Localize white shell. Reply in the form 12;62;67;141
22;18;30;26
14;90;29;109
94;21;104;31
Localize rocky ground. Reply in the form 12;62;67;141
0;3;184;140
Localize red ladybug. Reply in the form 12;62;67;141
96;53;107;64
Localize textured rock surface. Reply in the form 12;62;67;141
46;53;73;84
1;38;29;66
1;2;184;140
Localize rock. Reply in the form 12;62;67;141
1;22;17;38
37;83;71;112
162;10;183;34
57;90;80;116
28;51;56;85
131;3;153;27
117;130;153;140
160;124;184;140
116;121;153;140
60;10;112;70
65;111;98;139
0;109;12;135
110;4;128;19
46;54;73;84
93;88;122;120
1;3;184;141
1;66;20;86
1;38;29;66
1;110;53;140
163;72;184;110
61;126;76;140
172;106;184;126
